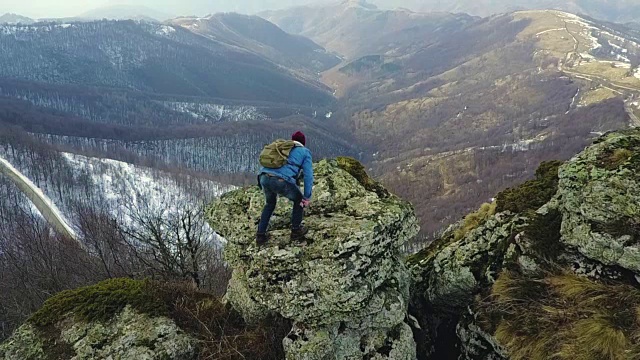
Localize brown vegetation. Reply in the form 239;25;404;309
481;270;640;360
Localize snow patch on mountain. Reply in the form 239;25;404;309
156;25;176;36
62;153;233;219
162;101;269;122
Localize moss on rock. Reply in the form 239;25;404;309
558;129;640;274
2;278;291;360
29;278;166;328
408;128;640;360
495;160;562;214
337;156;390;198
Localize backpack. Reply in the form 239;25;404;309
259;139;296;169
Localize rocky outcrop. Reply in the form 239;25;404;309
557;129;640;274
409;129;640;359
207;157;419;359
0;307;196;360
0;279;198;360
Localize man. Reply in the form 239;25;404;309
256;131;313;245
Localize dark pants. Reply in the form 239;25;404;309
257;174;304;234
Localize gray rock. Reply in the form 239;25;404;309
0;306;197;360
207;158;419;359
557;129;640;274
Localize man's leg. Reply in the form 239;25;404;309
282;182;304;230
257;176;278;234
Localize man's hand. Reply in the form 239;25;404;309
300;199;311;208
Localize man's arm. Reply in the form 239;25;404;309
302;150;314;200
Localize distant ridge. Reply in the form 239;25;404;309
0;13;34;24
80;5;172;22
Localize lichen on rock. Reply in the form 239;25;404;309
206;158;419;359
0;305;196;360
557;129;640;274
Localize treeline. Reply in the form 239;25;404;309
0;79;331;128
0;126;233;217
32;117;359;175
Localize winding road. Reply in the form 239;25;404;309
557;16;640;127
0;156;79;242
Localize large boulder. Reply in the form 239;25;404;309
207;157;419;359
557;129;640;274
0;279;198;360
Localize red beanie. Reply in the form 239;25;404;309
292;131;306;146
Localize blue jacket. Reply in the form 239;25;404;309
260;143;314;199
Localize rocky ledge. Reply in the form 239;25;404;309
409;128;640;359
206;157;419;359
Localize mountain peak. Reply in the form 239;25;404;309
340;0;378;10
0;13;34;25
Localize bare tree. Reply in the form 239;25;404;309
121;197;215;288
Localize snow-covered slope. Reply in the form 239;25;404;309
62;153;234;224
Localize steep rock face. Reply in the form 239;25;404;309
207;158;419;359
409;129;640;359
408;213;527;359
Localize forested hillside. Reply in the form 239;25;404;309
0;17;356;182
0;20;332;105
171;13;341;74
0;127;234;340
267;2;640;238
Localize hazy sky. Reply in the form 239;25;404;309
0;0;329;18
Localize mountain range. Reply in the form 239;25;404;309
2;0;640;238
265;0;640;236
394;0;640;24
80;5;172;22
0;21;331;105
261;1;475;60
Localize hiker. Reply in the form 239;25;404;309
256;131;313;245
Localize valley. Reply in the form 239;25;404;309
3;1;640;358
273;3;640;238
3;0;640;241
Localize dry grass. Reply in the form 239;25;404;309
576;62;640;88
482;270;640;360
453;202;497;241
579;87;619;106
610;149;634;168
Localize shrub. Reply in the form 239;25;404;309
599;148;634;170
496;160;563;214
29;278;165;327
407;202;496;267
522;208;563;260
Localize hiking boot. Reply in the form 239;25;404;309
256;232;269;246
290;226;309;241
